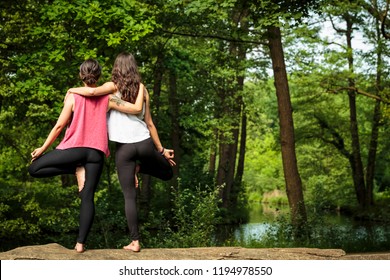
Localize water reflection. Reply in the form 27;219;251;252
234;222;272;242
217;203;390;252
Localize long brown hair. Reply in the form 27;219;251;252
111;52;141;103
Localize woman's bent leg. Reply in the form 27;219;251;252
28;147;104;249
136;138;173;181
28;149;77;177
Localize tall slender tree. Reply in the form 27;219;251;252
249;0;321;227
321;0;387;208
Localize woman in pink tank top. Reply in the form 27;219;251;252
28;59;145;253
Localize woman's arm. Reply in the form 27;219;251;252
143;88;176;166
108;83;144;115
67;81;117;96
31;95;74;161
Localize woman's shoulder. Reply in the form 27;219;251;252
64;93;76;103
101;81;117;92
140;83;149;98
139;82;148;91
104;81;116;86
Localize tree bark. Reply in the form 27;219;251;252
235;109;247;184
366;14;384;207
234;25;248;187
215;63;241;208
169;70;180;183
345;15;367;208
208;128;218;175
267;25;307;227
216;4;249;209
366;99;381;206
216;125;239;208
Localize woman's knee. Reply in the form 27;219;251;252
28;162;40;177
161;171;173;181
161;165;174;181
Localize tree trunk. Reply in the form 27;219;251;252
169;70;180;183
216;5;249;209
366;99;381;206
267;25;307;227
234;26;248;187
215;70;241;208
208;128;218;175
348;90;366;207
345;16;366;208
366;15;384;206
235;109;247;184
152;54;164;117
216;126;239;208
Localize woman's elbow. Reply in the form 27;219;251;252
54;123;66;132
134;108;143;114
89;88;97;96
121;107;142;114
146;122;155;130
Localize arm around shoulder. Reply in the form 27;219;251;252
108;83;145;114
67;82;116;97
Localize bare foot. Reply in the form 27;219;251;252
123;240;140;252
74;242;85;253
76;166;85;192
135;165;140;188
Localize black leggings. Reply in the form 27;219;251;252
28;147;104;244
115;138;173;241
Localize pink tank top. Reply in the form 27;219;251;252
57;94;110;157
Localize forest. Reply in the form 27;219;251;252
1;0;390;253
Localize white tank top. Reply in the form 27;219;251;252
107;92;150;143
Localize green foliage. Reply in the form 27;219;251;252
144;182;222;248
87;186;129;249
243;79;284;200
0;178;79;251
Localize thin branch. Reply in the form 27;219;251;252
162;29;267;46
326;86;385;102
314;115;351;159
381;0;390;39
361;0;390;40
329;15;347;34
321;39;347;50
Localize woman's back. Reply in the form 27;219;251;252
107;92;149;144
57;94;110;156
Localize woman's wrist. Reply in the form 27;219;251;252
159;147;165;155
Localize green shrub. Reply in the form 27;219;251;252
144;182;222;248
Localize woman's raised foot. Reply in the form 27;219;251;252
75;166;85;192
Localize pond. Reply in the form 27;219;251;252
216;203;390;253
